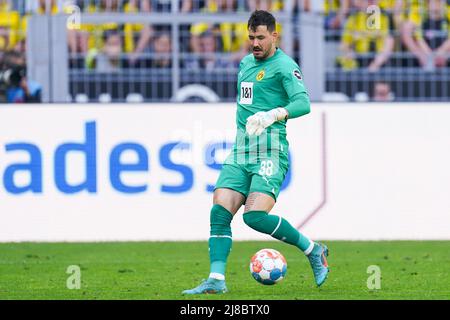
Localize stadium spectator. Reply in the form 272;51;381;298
150;0;194;12
398;0;432;67
0;50;42;103
81;0;127;52
77;0;156;70
324;0;350;30
150;32;172;68
202;30;234;69
123;0;153;66
337;0;395;72
85;30;123;72
372;81;395;101
400;0;450;69
247;0;283;12
397;0;427;29
185;29;232;70
36;0;59;14
127;1;194;66
128;0;202;66
190;0;248;66
377;0;408;28
302;0;350;41
0;0;20;52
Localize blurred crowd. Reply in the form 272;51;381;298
323;0;450;71
0;0;449;102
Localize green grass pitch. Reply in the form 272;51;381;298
0;241;449;300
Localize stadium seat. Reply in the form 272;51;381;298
354;92;370;102
99;93;112;103
322;92;350;102
126;93;144;103
75;94;89;103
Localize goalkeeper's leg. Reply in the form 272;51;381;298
182;188;245;295
243;192;329;287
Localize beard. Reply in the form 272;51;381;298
252;46;269;60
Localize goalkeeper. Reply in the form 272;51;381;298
183;10;329;295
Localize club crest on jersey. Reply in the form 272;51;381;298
293;69;302;80
256;70;265;81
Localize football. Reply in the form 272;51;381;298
249;248;287;285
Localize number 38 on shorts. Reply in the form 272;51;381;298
258;160;274;176
251;158;287;199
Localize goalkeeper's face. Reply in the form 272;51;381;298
248;26;278;60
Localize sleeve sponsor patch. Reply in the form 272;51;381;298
293;69;302;80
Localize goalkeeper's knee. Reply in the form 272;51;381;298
210;204;233;237
244;211;302;247
243;210;273;235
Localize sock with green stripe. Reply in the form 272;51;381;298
243;210;314;255
208;204;234;280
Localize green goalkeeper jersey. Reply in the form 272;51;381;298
234;48;310;157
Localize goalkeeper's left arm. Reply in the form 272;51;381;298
284;91;311;119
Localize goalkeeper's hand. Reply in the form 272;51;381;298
246;108;288;136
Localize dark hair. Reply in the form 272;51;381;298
248;10;276;32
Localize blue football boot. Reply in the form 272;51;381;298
307;243;330;287
182;278;228;295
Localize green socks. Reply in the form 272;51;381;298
208;204;233;280
208;207;315;281
243;210;314;254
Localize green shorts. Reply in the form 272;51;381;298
214;151;289;201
